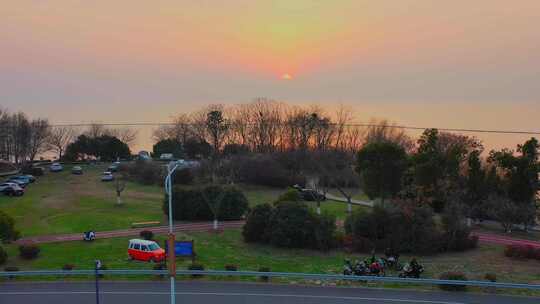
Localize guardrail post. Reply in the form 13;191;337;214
95;260;101;304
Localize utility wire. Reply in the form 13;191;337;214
43;122;540;136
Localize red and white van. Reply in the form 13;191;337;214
128;239;166;262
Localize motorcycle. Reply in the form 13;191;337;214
399;262;424;278
83;231;96;241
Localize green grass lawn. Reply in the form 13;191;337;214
0;165;165;237
2;229;539;292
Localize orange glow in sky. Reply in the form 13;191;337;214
281;73;293;80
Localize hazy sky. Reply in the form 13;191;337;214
1;1;539;150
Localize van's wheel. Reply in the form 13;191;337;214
128;255;133;261
149;258;155;263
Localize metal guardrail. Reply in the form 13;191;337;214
1;270;540;290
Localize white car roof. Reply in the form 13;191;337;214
129;239;157;245
103;171;112;174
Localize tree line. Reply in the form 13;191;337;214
0;107;137;164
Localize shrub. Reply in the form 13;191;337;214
258;266;271;282
97;264;108;278
312;213;337;251
504;244;537;260
18;244;40;260
242;204;272;243
0;211;20;243
0;246;7;265
484;273;497;282
439;272;468;291
125;160;162;185
4;266;19;279
267;201;316;249
275;188;301;204
225;264;238;271
62;264;75;271
188;263;205;278
345;203;440;254
139;230;154;240
153;263;167;278
172;168;194;185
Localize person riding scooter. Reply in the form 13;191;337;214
83;230;96;241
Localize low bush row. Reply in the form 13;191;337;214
504;244;540;260
344;202;478;255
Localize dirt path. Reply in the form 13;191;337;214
472;232;540;248
16;221;245;244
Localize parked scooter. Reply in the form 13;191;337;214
383;248;402;271
83;231;96;241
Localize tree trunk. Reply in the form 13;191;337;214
116;193;122;205
316;201;321;215
347;198;352;214
213;218;218;230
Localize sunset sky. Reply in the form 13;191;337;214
1;1;539;150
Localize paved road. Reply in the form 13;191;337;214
16;221;245;244
325;193;374;207
0;281;538;304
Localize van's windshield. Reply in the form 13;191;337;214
148;243;160;251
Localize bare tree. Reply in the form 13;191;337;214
205;105;229;154
201;185;227;230
115;174;127;205
28;118;51;161
47;126;75;160
109;128;138;146
365;119;414;152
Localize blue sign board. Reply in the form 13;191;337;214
165;240;194;257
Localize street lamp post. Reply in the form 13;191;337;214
165;163;180;304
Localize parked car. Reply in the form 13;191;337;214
0;182;24;196
292;184;326;201
15;175;36;183
72;166;83;175
127;239;166;262
5;178;27;188
108;164;119;172
49;163;63;172
101;171;114;182
8;175;32;185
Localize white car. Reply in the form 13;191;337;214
0;182;24;196
101;171;114;182
49;163;63;172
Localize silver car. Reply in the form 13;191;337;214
101;171;114;182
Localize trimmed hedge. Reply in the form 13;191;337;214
165;185;249;221
504;245;540;260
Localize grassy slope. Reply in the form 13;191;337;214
0;165;165;237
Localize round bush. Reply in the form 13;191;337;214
0;246;7;265
484;273;497;282
19;244;40;260
62;264;75;271
225;264;238;271
153;263;167;278
258;266;271;282
242;204;272;243
139;230;154;240
188;263;205;278
439;272;468;291
267;201;316;248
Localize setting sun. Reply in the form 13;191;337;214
281;73;293;80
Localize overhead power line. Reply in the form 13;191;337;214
43;122;540;136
